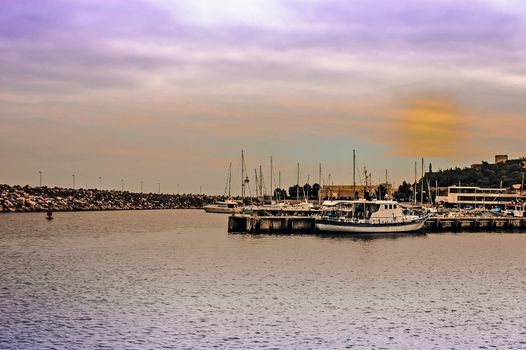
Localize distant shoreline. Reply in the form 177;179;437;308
1;184;227;213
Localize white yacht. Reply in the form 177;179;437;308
203;200;242;214
316;200;428;234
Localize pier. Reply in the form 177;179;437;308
427;217;526;232
228;215;316;234
228;215;526;234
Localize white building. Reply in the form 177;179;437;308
436;186;525;208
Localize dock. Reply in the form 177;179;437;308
228;215;526;234
228;215;316;234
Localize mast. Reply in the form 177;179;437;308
254;169;259;198
278;170;282;201
296;163;300;201
228;162;232;197
421;158;424;204
353;149;356;196
328;173;332;200
364;167;368;191
241;150;245;198
435;180;438;208
259;165;263;197
270;156;273;200
414;161;417;205
521;172;525;196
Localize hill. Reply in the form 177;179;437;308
428;158;526;188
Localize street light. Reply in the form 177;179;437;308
72;174;75;189
38;171;42;187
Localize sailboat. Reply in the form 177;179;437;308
204;162;242;214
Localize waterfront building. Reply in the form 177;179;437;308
436;185;525;208
319;184;394;200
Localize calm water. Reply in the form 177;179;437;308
1;210;526;349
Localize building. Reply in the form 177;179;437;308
436;186;525;208
495;155;508;164
319;184;394;200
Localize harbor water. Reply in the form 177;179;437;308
1;210;526;349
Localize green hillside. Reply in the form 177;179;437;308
428;158;526;188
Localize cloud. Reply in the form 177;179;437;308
391;94;469;157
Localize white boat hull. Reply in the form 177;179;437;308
204;206;242;214
315;217;427;234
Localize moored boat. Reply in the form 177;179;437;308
316;199;428;234
204;200;242;214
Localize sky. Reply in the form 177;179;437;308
1;0;526;194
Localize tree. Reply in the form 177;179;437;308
274;188;288;199
394;181;413;201
288;185;304;199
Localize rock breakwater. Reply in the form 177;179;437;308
1;184;224;213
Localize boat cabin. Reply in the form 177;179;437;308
322;200;405;220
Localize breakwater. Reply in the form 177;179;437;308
0;184;225;213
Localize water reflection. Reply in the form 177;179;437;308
315;232;428;241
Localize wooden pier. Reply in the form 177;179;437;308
228;215;526;234
228;215;315;234
426;217;526;232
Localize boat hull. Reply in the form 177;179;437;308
204;206;242;214
315;217;427;234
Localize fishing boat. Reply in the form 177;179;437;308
316;199;428;234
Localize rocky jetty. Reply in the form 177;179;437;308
1;184;225;213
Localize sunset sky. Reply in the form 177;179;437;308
1;0;525;194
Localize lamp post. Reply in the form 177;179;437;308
72;174;75;189
38;171;42;187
